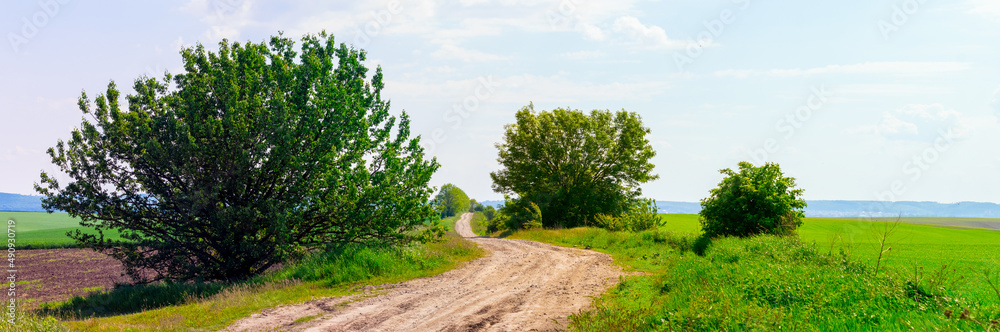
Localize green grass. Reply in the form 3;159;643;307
0;212;123;248
470;212;489;236
510;214;1000;331
12;214;482;331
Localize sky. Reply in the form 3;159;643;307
1;0;999;203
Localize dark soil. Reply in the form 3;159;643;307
14;249;128;308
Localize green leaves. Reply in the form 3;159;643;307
36;32;439;282
432;184;470;218
699;162;806;238
491;104;658;228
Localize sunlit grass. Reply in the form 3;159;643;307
512;214;1000;330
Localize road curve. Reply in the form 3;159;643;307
225;213;625;331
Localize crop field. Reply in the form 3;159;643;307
661;214;1000;302
839;216;1000;230
1;212;122;248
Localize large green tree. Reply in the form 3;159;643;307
35;32;440;282
433;184;470;217
699;162;806;238
490;104;658;228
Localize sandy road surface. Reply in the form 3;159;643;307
225;213;625;331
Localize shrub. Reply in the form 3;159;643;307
592;199;662;232
593;213;628;232
699;162;805;238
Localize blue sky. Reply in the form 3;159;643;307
2;0;998;203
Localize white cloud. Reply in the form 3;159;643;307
611;16;696;50
579;23;606;41
559;50;605;60
385;74;670;104
171;36;186;51
968;0;1000;20
851;104;974;141
835;83;957;97
179;0;256;42
431;44;509;62
714;62;972;78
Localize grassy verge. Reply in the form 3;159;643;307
470;212;489;236
510;216;1000;331
9;215;482;331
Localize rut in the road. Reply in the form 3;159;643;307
224;213;626;331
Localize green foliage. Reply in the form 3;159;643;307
481;205;496;221
593;213;628;232
468;199;484;213
591;199;662;232
523;202;543;230
699;162;806;238
469;211;490;236
485;211;509;234
490;104;658;228
35;32;439;282
433;184;470;218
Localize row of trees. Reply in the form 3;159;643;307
486;104;806;238
38;31;806;283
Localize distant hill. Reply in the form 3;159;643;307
655;200;1000;218
0;192;47;212
479;200;504;209
7;193;1000;218
478;199;1000;218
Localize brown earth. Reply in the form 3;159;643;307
13;248;127;308
224;213;626;331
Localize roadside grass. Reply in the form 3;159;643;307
470;212;489;236
12;215;482;331
511;214;1000;331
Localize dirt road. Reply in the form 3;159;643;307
225;213;625;331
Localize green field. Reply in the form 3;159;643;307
0;211;120;248
508;214;1000;330
661;214;1000;302
839;216;1000;230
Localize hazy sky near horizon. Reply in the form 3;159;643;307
2;0;999;203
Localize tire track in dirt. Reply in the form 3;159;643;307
225;213;624;331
